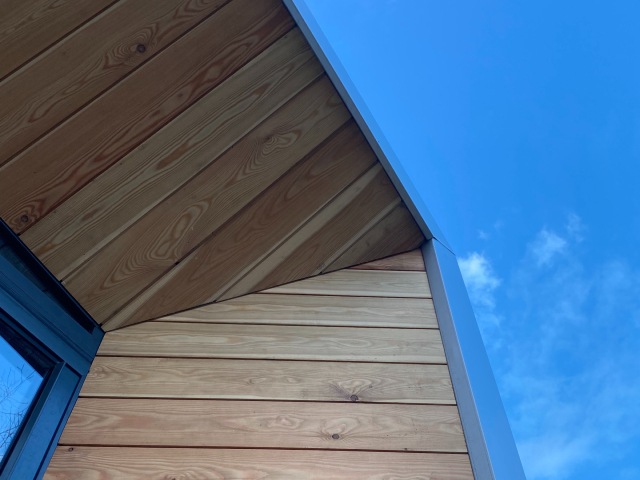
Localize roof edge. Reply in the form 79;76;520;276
283;0;452;253
423;239;526;479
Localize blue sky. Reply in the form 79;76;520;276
298;1;640;478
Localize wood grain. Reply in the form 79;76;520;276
45;447;474;479
23;28;323;279
264;269;432;298
98;322;446;363
0;0;229;166
220;165;402;300
0;0;293;234
326;205;425;273
0;0;113;80
83;357;455;404
351;249;425;271
64;75;347;322
162;293;438;328
103;121;377;329
60;399;467;452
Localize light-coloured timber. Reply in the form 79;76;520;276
325;205;424;273
23;29;323;279
264;269;432;298
60;399;467;452
83;357;455;404
0;0;113;81
0;0;293;233
103;123;378;329
219;166;401;300
45;447;474;480
0;0;229;166
98;322;446;363
161;293;438;328
64;76;349;322
2;1;465;477
351;248;425;271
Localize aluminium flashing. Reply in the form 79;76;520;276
423;239;526;480
283;0;451;252
283;2;525;477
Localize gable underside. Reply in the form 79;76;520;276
0;0;424;330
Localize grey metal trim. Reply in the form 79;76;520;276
423;239;525;479
283;3;524;477
283;0;452;252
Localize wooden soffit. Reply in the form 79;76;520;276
0;0;424;330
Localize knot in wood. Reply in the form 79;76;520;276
136;44;147;53
332;433;340;440
350;395;358;402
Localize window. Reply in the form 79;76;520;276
0;220;102;479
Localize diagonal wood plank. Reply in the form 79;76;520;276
351;249;426;271
326;204;425;273
0;0;293;234
97;322;446;363
45;447;474;479
104;121;377;329
83;357;455;404
220;165;402;300
264;269;432;298
0;0;229;166
60;399;467;452
161;293;438;328
23;30;323;279
64;76;349;322
0;0;113;80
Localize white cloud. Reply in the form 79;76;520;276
458;252;500;308
529;228;567;267
565;213;585;242
458;252;503;342
478;216;640;480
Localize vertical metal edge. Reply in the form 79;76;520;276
282;0;452;252
423;238;526;479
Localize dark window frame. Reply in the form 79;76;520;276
0;220;103;479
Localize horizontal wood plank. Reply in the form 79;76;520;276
60;399;467;452
0;0;113;80
352;249;425;271
98;322;446;363
326;204;425;273
0;0;293;234
264;269;432;298
103;121;377;329
0;0;229;166
45;447;473;479
83;357;455;404
162;293;438;328
23;28;323;279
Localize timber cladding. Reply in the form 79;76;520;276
45;250;473;478
0;0;424;331
1;2;474;477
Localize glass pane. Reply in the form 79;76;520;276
0;334;44;462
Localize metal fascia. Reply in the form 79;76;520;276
283;3;525;477
423;238;526;479
282;0;451;251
